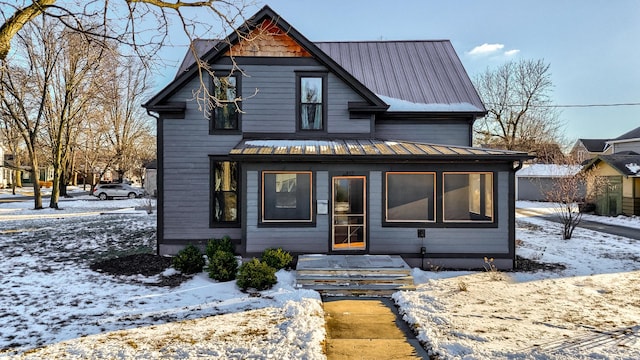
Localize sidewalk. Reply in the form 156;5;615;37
323;298;429;359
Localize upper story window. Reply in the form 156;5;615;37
297;72;327;131
211;75;240;132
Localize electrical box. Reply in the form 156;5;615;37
317;200;328;215
417;229;426;238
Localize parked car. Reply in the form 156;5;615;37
93;183;145;200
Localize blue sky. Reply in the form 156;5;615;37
155;0;640;142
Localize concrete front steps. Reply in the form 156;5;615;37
295;255;416;296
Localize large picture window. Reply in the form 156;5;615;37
385;172;435;222
297;73;326;131
211;75;239;131
443;172;493;222
212;160;239;226
262;171;312;222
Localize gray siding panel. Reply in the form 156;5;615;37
369;171;510;255
613;140;640;154
240;65;371;135
161;77;242;241
375;122;469;146
242;165;511;257
245;170;329;253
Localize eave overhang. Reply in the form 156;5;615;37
143;102;186;118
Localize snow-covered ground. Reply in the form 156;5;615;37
0;191;324;359
394;201;640;359
1;193;639;359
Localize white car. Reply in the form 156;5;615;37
93;183;145;200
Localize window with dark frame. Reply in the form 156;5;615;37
299;76;323;130
212;76;239;131
443;172;493;222
212;161;239;226
385;172;435;222
262;171;313;222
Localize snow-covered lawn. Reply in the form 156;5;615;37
394;202;640;359
1;194;640;359
0;194;324;359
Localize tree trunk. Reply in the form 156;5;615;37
31;158;42;210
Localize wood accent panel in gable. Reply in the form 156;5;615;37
226;20;311;58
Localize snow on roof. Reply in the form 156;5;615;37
376;94;483;113
626;163;640;174
516;164;581;177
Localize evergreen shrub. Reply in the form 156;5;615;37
172;244;205;274
261;247;293;270
206;236;235;258
207;250;239;282
236;258;277;291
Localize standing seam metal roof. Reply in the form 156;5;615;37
315;41;485;111
230;139;525;159
175;39;485;112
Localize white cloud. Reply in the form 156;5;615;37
504;49;520;56
468;43;504;55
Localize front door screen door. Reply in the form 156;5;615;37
332;176;366;250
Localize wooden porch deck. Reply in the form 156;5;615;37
295;255;416;296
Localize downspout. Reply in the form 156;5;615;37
146;109;161;256
513;159;524;172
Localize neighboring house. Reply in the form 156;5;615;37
144;6;530;269
516;164;583;201
606;126;640;154
143;160;157;197
583;152;640;216
570;139;610;164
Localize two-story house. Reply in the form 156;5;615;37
144;6;529;269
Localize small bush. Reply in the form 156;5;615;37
260;247;293;270
208;250;238;282
172;245;205;274
206;236;235;258
236;258;277;291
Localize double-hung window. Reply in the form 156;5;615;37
211;75;239;132
297;73;326;131
443;172;493;222
212;160;239;226
262;171;313;223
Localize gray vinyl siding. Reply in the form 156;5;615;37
241;163;512;257
612;140;640;154
162;76;241;241
245;170;330;254
239;64;371;134
368;171;510;255
375;122;470;146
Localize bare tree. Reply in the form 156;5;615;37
474;59;564;151
44;27;104;208
542;154;608;239
0;1;254;113
0;19;60;209
98;54;154;183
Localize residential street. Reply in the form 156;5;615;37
516;207;640;240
